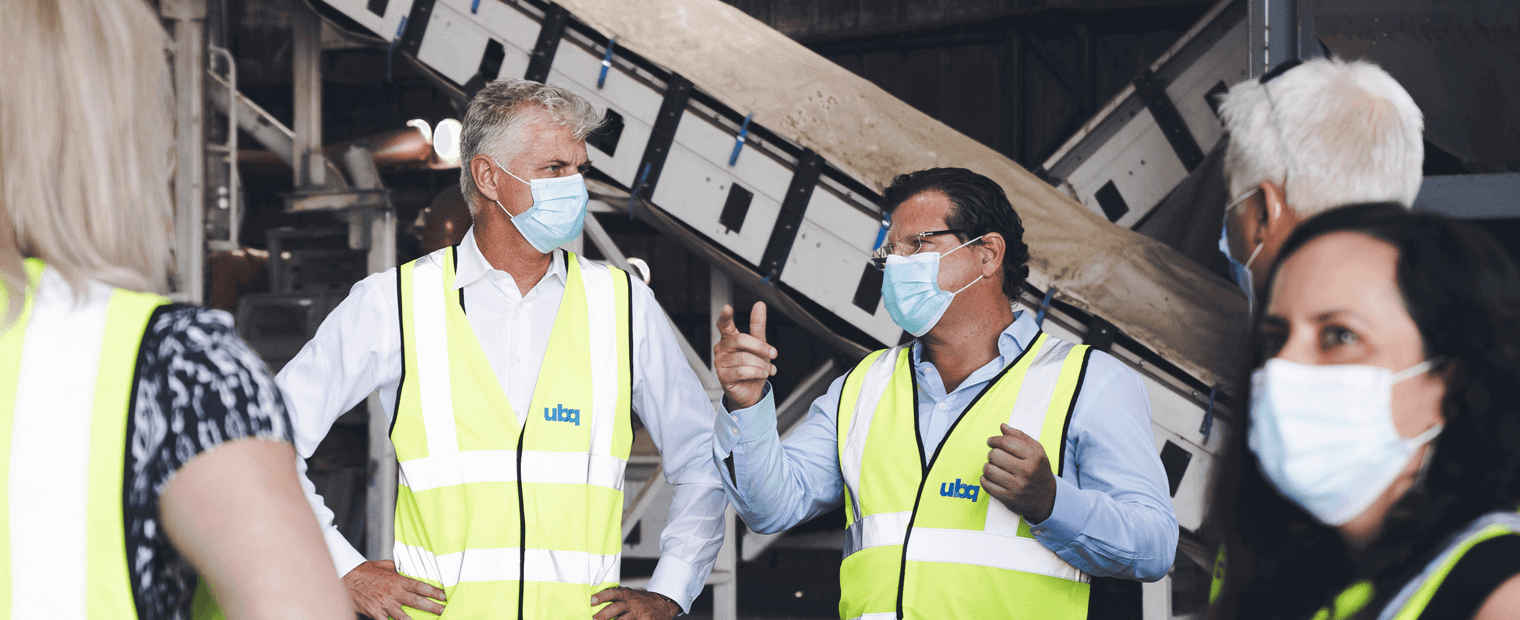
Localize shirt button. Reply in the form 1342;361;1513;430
937;403;947;410
730;427;739;435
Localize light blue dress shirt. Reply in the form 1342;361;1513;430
712;310;1178;581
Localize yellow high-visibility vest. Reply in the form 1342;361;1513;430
1312;511;1520;620
0;258;166;618
836;331;1093;620
391;247;634;618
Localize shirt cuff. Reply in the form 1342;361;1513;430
714;383;775;453
325;527;367;578
1028;476;1093;549
646;554;703;613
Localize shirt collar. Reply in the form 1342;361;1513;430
911;306;1041;366
452;225;566;291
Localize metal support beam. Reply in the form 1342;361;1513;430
1414;173;1520;219
206;46;239;253
582;206;722;395
293;1;326;187
163;0;207;304
1248;0;1299;77
354;145;398;562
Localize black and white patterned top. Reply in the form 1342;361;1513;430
124;304;293;620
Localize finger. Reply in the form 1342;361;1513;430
750;302;768;344
717;333;776;359
986;445;1033;474
376;559;396;572
716;350;773;372
593;601;630;620
591;586;623;606
405;592;446;615
385;604;409;620
716;305;739;337
402;577;447;602
980;474;1013;498
982;461;1022;491
990;425;1042;460
719;365;772;383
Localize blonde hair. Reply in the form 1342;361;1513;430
1219;57;1424;218
0;0;175;308
458;79;601;212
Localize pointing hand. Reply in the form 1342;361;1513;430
713;302;777;410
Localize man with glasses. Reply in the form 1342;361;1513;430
1217;57;1424;307
711;168;1176;619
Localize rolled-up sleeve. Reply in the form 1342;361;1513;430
1027;352;1178;581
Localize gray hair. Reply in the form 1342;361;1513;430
0;0;175;311
457;79;602;211
1219;57;1424;218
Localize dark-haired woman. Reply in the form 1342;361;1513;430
1211;203;1520;620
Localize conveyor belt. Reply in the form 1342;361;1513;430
309;2;1244;609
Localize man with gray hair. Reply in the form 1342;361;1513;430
276;78;724;620
1217;57;1424;303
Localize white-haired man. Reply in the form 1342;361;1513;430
276;79;724;620
1217;57;1424;304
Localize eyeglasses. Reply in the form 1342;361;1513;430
869;229;967;270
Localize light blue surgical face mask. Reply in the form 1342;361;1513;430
489;156;589;254
1249;357;1443;526
881;235;984;337
1220;189;1264;310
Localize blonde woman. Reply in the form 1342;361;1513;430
0;1;352;618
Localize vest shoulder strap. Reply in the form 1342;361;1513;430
1379;511;1520;620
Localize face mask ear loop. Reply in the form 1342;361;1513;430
943;235;987;295
951;275;984;296
1392;358;1440;383
488;156;531;186
945;234;985;256
494;199;515;220
1243;241;1265;270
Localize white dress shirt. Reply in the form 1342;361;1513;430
276;226;726;611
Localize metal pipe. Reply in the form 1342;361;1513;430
209;45;239;250
162;0;207;304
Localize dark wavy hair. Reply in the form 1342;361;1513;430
1211;203;1520;620
879;168;1031;300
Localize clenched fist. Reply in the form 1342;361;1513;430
712;302;777;410
980;424;1058;524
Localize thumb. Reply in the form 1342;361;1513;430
716;304;739;337
750;301;768;344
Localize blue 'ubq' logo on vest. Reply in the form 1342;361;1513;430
544;404;580;426
940;478;979;502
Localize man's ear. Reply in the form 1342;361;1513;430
977;232;1005;278
1258;179;1300;238
472;155;502;203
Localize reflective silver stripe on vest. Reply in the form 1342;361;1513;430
906;528;1089;583
841;347;904;523
842;510;913;559
846;613;899;620
985;336;1074;539
9;272;114;619
393;542;620;588
577;255;622;460
411;253;461;455
1376;511;1520;620
398;450;627;492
